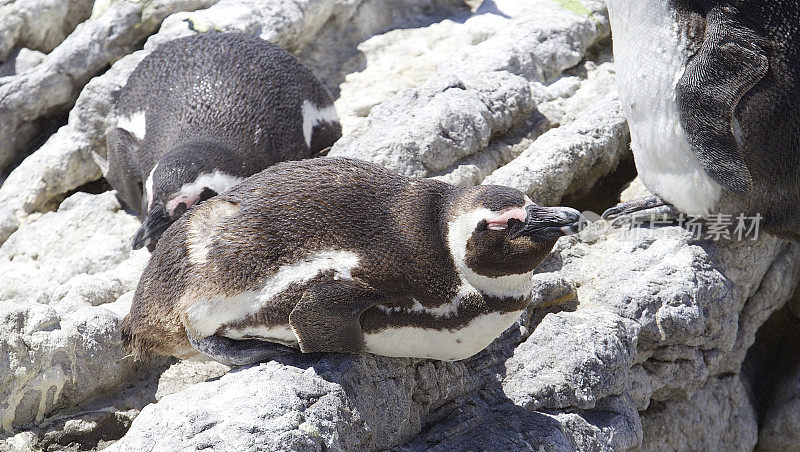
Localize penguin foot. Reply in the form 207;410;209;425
602;196;681;224
188;334;296;366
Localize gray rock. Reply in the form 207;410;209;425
640;375;758;451
109;355;472;451
0;0;93;61
329;0;610;179
335;0;564;134
12;359;227;451
481;94;629;205
0;192;153;430
0;49;147;244
0;300;139;431
548;223;800;412
0;47;45;77
0;191;148;307
434;59;622;189
503;309;638;412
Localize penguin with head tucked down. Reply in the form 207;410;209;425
97;32;342;250
120;158;587;366
602;0;800;240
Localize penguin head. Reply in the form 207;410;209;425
132;143;243;250
446;185;586;282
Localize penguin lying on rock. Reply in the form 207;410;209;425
96;33;341;250
602;0;800;240
120;158;587;365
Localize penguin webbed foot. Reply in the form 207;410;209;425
188;334;296;366
602;196;681;225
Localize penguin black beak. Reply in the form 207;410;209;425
514;205;588;241
132;204;173;250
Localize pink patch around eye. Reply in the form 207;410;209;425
166;193;200;215
486;207;529;230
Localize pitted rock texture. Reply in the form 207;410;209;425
641;375;758;452
0;192;150;431
330;0;612;180
0;0;798;450
0;192;148;307
0;299;139;433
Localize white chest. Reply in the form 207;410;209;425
362;309;524;361
608;0;721;215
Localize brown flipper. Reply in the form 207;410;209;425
289;278;376;354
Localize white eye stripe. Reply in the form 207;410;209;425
168;170;244;205
446;207;536;299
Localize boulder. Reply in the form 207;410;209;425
0;192;148;307
0;0;94;61
330;0;611;180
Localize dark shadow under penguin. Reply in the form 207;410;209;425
120;158;587;366
603;0;800;240
96;33;342;250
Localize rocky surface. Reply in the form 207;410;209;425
758;365;800;451
1;0;798;450
0;0;93;61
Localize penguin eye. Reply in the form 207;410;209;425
173;203;188;217
199;187;217;203
477;219;489;232
507;218;524;230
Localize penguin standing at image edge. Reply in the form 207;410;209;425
603;0;800;240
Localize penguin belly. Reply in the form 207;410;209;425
608;0;722;216
362;309;524;361
181;249;526;361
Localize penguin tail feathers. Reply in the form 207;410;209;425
119;314;149;361
120;312;199;361
91;151;110;176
